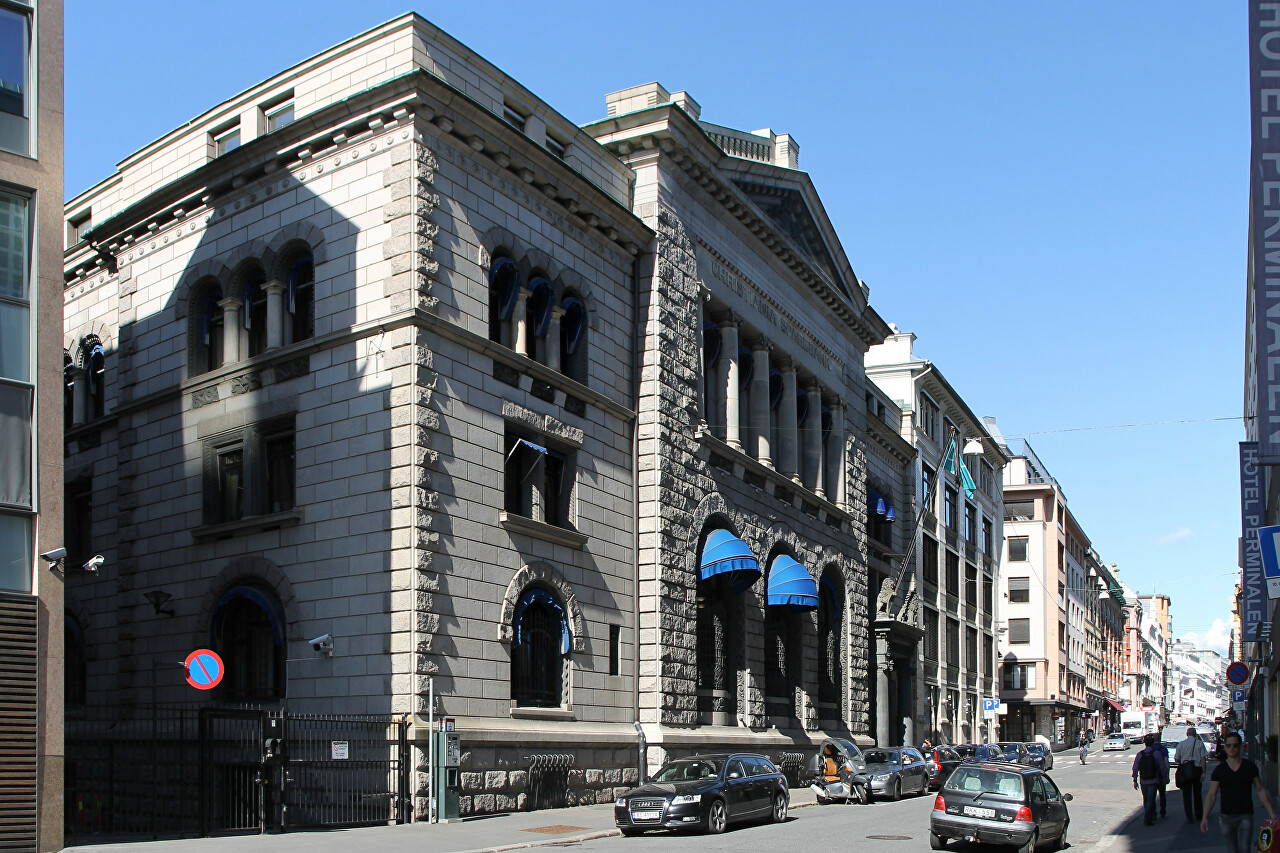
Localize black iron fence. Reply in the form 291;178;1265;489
65;704;409;844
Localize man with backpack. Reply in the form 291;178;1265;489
1133;733;1170;825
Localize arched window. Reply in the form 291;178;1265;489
511;587;568;708
86;342;105;419
286;250;314;345
525;277;553;361
65;616;86;707
696;527;758;726
211;585;286;702
763;553;817;727
240;265;268;358
63;352;73;429
192;280;224;375
488;257;520;346
817;574;842;708
560;294;587;384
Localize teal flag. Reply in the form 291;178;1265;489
942;438;958;474
958;457;977;499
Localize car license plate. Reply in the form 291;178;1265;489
632;811;660;821
963;806;996;819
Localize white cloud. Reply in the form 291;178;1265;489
1156;527;1193;546
1181;619;1232;657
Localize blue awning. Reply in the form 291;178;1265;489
699;529;761;593
767;556;819;610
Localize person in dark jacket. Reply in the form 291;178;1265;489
1132;733;1170;825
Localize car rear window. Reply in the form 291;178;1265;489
944;766;1025;799
953;745;977;758
941;747;959;760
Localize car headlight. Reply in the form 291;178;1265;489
872;773;891;782
616;797;627;807
670;794;700;806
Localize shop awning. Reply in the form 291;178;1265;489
699;529;761;592
766;556;819;610
1106;699;1126;712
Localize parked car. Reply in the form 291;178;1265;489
955;744;1010;764
925;746;964;789
997;742;1033;766
930;762;1072;852
1103;734;1130;751
614;753;789;836
863;747;929;801
1023;742;1052;771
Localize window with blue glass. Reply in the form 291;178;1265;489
0;4;30;156
212;585;286;701
511;587;568;708
0;188;31;593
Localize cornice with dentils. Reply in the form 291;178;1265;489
66;68;652;284
584;104;893;351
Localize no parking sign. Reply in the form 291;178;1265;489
184;649;224;690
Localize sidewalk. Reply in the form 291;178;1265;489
67;787;819;853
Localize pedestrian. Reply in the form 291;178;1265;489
1175;726;1209;823
1132;733;1169;826
1201;731;1277;853
1079;730;1089;765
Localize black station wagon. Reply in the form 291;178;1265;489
930;763;1071;852
614;753;789;836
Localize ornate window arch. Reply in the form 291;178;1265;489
189;276;225;375
694;518;752;726
763;547;805;726
559;290;588;385
816;568;844;709
510;586;569;708
488;256;520;346
210;582;287;701
81;336;106;420
275;241;315;345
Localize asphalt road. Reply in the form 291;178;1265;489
567;747;1206;853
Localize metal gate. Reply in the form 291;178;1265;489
280;714;410;828
66;705;410;844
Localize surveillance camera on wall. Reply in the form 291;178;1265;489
309;633;334;657
83;555;105;573
40;547;67;564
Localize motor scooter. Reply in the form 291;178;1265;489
806;738;870;805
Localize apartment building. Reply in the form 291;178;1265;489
1137;594;1172;721
1170;641;1226;723
0;1;63;849
865;331;1007;745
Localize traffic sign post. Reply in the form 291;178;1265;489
982;698;1001;719
1233;688;1248;713
1227;661;1251;686
185;649;225;690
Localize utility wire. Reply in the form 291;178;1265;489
1005;416;1240;438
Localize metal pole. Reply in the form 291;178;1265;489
151;659;158;839
428;676;435;823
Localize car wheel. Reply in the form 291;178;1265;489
856;784;869;805
706;799;727;835
1015;830;1038;853
771;793;788;823
929;832;948;850
890;779;900;801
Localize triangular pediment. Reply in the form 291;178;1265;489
732;179;851;300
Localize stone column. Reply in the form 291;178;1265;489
513;287;530;356
545;306;564;373
804;382;824;497
779;359;799;481
69;366;86;426
750;341;773;467
875;627;892;748
826;400;846;508
720;317;741;451
218;296;241;364
264;280;286;350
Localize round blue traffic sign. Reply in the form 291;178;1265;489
1227;661;1250;686
185;649;224;690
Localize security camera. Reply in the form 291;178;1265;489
83;555;105;573
40;547;67;563
309;634;333;657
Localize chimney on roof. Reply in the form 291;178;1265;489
669;91;701;120
605;82;671;117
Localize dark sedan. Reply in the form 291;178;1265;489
930;762;1072;852
614;753;788;836
955;744;1009;764
1023;742;1052;771
997;742;1033;766
925;746;963;789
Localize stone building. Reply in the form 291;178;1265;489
62;13;649;817
0;1;64;849
585;83;895;768
865;331;1007;745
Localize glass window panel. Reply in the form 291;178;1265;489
0;190;29;300
218;448;243;521
0;511;32;592
0;301;29;381
0;383;31;506
265;434;295;513
0;7;27;155
267;104;294;131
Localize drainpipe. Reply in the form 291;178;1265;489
630;246;644;782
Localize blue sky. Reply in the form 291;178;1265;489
67;3;1245;653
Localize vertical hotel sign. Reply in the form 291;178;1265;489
1252;3;1280;462
1241;442;1269;642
